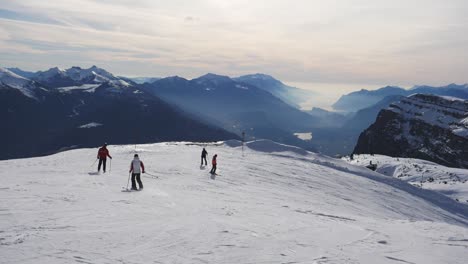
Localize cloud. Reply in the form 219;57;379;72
0;0;467;85
0;8;64;26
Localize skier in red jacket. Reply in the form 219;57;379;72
97;143;112;173
210;154;218;174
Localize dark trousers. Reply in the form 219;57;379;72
98;158;107;172
210;164;217;174
131;173;143;189
201;156;207;165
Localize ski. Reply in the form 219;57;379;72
121;187;142;192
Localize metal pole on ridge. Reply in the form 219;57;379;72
242;131;245;156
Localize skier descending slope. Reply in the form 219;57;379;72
201;147;208;166
97;143;112;173
129;154;145;191
210;154;218;175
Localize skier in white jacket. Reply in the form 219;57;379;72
129;154;145;190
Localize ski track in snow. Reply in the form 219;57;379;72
1;142;468;264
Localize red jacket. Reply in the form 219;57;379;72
97;147;111;159
212;156;217;165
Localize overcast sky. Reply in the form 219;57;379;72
1;0;467;87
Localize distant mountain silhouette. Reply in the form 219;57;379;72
333;84;468;112
142;73;318;151
1;67;238;159
306;107;350;128
234;73;315;108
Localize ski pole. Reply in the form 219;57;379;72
109;159;112;173
145;172;159;178
126;172;131;190
90;158;98;168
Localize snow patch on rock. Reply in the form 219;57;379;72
79;122;103;128
57;84;100;93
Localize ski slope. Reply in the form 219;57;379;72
1;140;468;264
345;154;468;203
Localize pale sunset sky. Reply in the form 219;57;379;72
1;0;467;108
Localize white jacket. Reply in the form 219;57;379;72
130;157;145;173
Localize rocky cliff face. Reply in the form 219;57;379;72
353;94;468;168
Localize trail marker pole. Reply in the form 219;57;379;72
242;131;245;157
421;171;424;187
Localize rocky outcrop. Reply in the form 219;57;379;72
353;94;468;168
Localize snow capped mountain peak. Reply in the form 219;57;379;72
36;67;66;80
50;66;64;72
0;67;28;80
6;67;36;79
19;65;132;89
65;65;116;82
0;67;39;98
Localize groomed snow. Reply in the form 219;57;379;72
1;141;467;263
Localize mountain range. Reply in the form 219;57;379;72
141;73;319;151
1;66;238;159
4;65;468;166
2;66;319;159
333;84;468;112
9;65;131;89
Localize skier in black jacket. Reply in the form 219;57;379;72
201;148;208;166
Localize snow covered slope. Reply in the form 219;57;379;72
345;154;468;203
1;140;468;263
